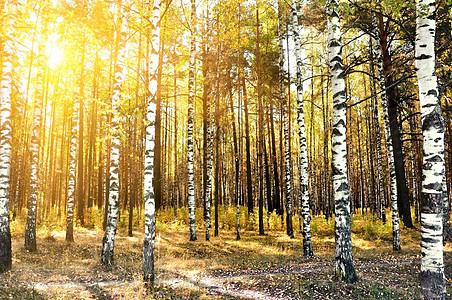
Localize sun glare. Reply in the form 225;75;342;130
46;33;64;69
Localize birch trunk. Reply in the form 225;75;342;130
187;0;197;242
416;0;445;298
291;0;313;256
278;12;293;238
101;0;128;265
143;0;161;285
25;27;46;252
443;174;451;243
327;0;357;283
371;14;401;251
0;0;17;272
205;89;213;241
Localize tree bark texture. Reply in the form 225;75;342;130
327;0;357;283
416;0;446;298
101;1;128;266
143;0;161;285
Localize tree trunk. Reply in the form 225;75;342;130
243;76;253;216
278;15;293;238
292;0;313;255
415;0;445;298
214;37;221;238
372;16;401;250
256;9;264;235
327;0;357;283
187;0;197;242
378;16;413;228
270;103;281;216
76;39;85;226
25;26;46;252
143;0;161;286
0;0;16;272
101;1;128;265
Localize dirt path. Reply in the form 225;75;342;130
29;257;421;300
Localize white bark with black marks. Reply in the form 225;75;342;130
25;29;46;252
278;14;293;238
187;0;197;242
101;0;128;266
143;0;161;285
205;81;213;241
0;0;17;273
371;22;401;251
66;92;78;242
291;0;313;256
415;0;445;298
442;174;451;243
327;0;357;283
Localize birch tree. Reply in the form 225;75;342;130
66;84;79;242
291;0;313;256
371;14;401;251
278;2;294;238
101;0;128;265
327;0;357;283
25;23;46;252
187;0;197;242
415;0;446;298
0;0;17;272
143;0;161;285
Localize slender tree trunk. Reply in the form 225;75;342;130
372;18;401;250
214;38;221;238
327;0;357;283
416;0;445;298
243;76;253;216
0;0;17;272
154;39;163;212
101;1;128;265
204;82;213;241
378;16;413;228
369;41;386;221
66;76;80;242
278;15;293;238
187;0;197;242
292;0;312;255
270;103;281;216
255;9;264;235
203;21;214;240
25;27;46;252
264;113;273;215
143;0;161;284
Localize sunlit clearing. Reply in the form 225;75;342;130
46;34;64;69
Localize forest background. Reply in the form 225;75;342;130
0;0;451;299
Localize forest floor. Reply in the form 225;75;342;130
1;213;451;299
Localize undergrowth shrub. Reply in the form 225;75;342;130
351;214;393;241
85;207;103;230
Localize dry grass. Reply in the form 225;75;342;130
0;210;451;299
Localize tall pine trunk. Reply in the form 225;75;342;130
378;17;413;228
415;0;445;298
256;8;264;235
